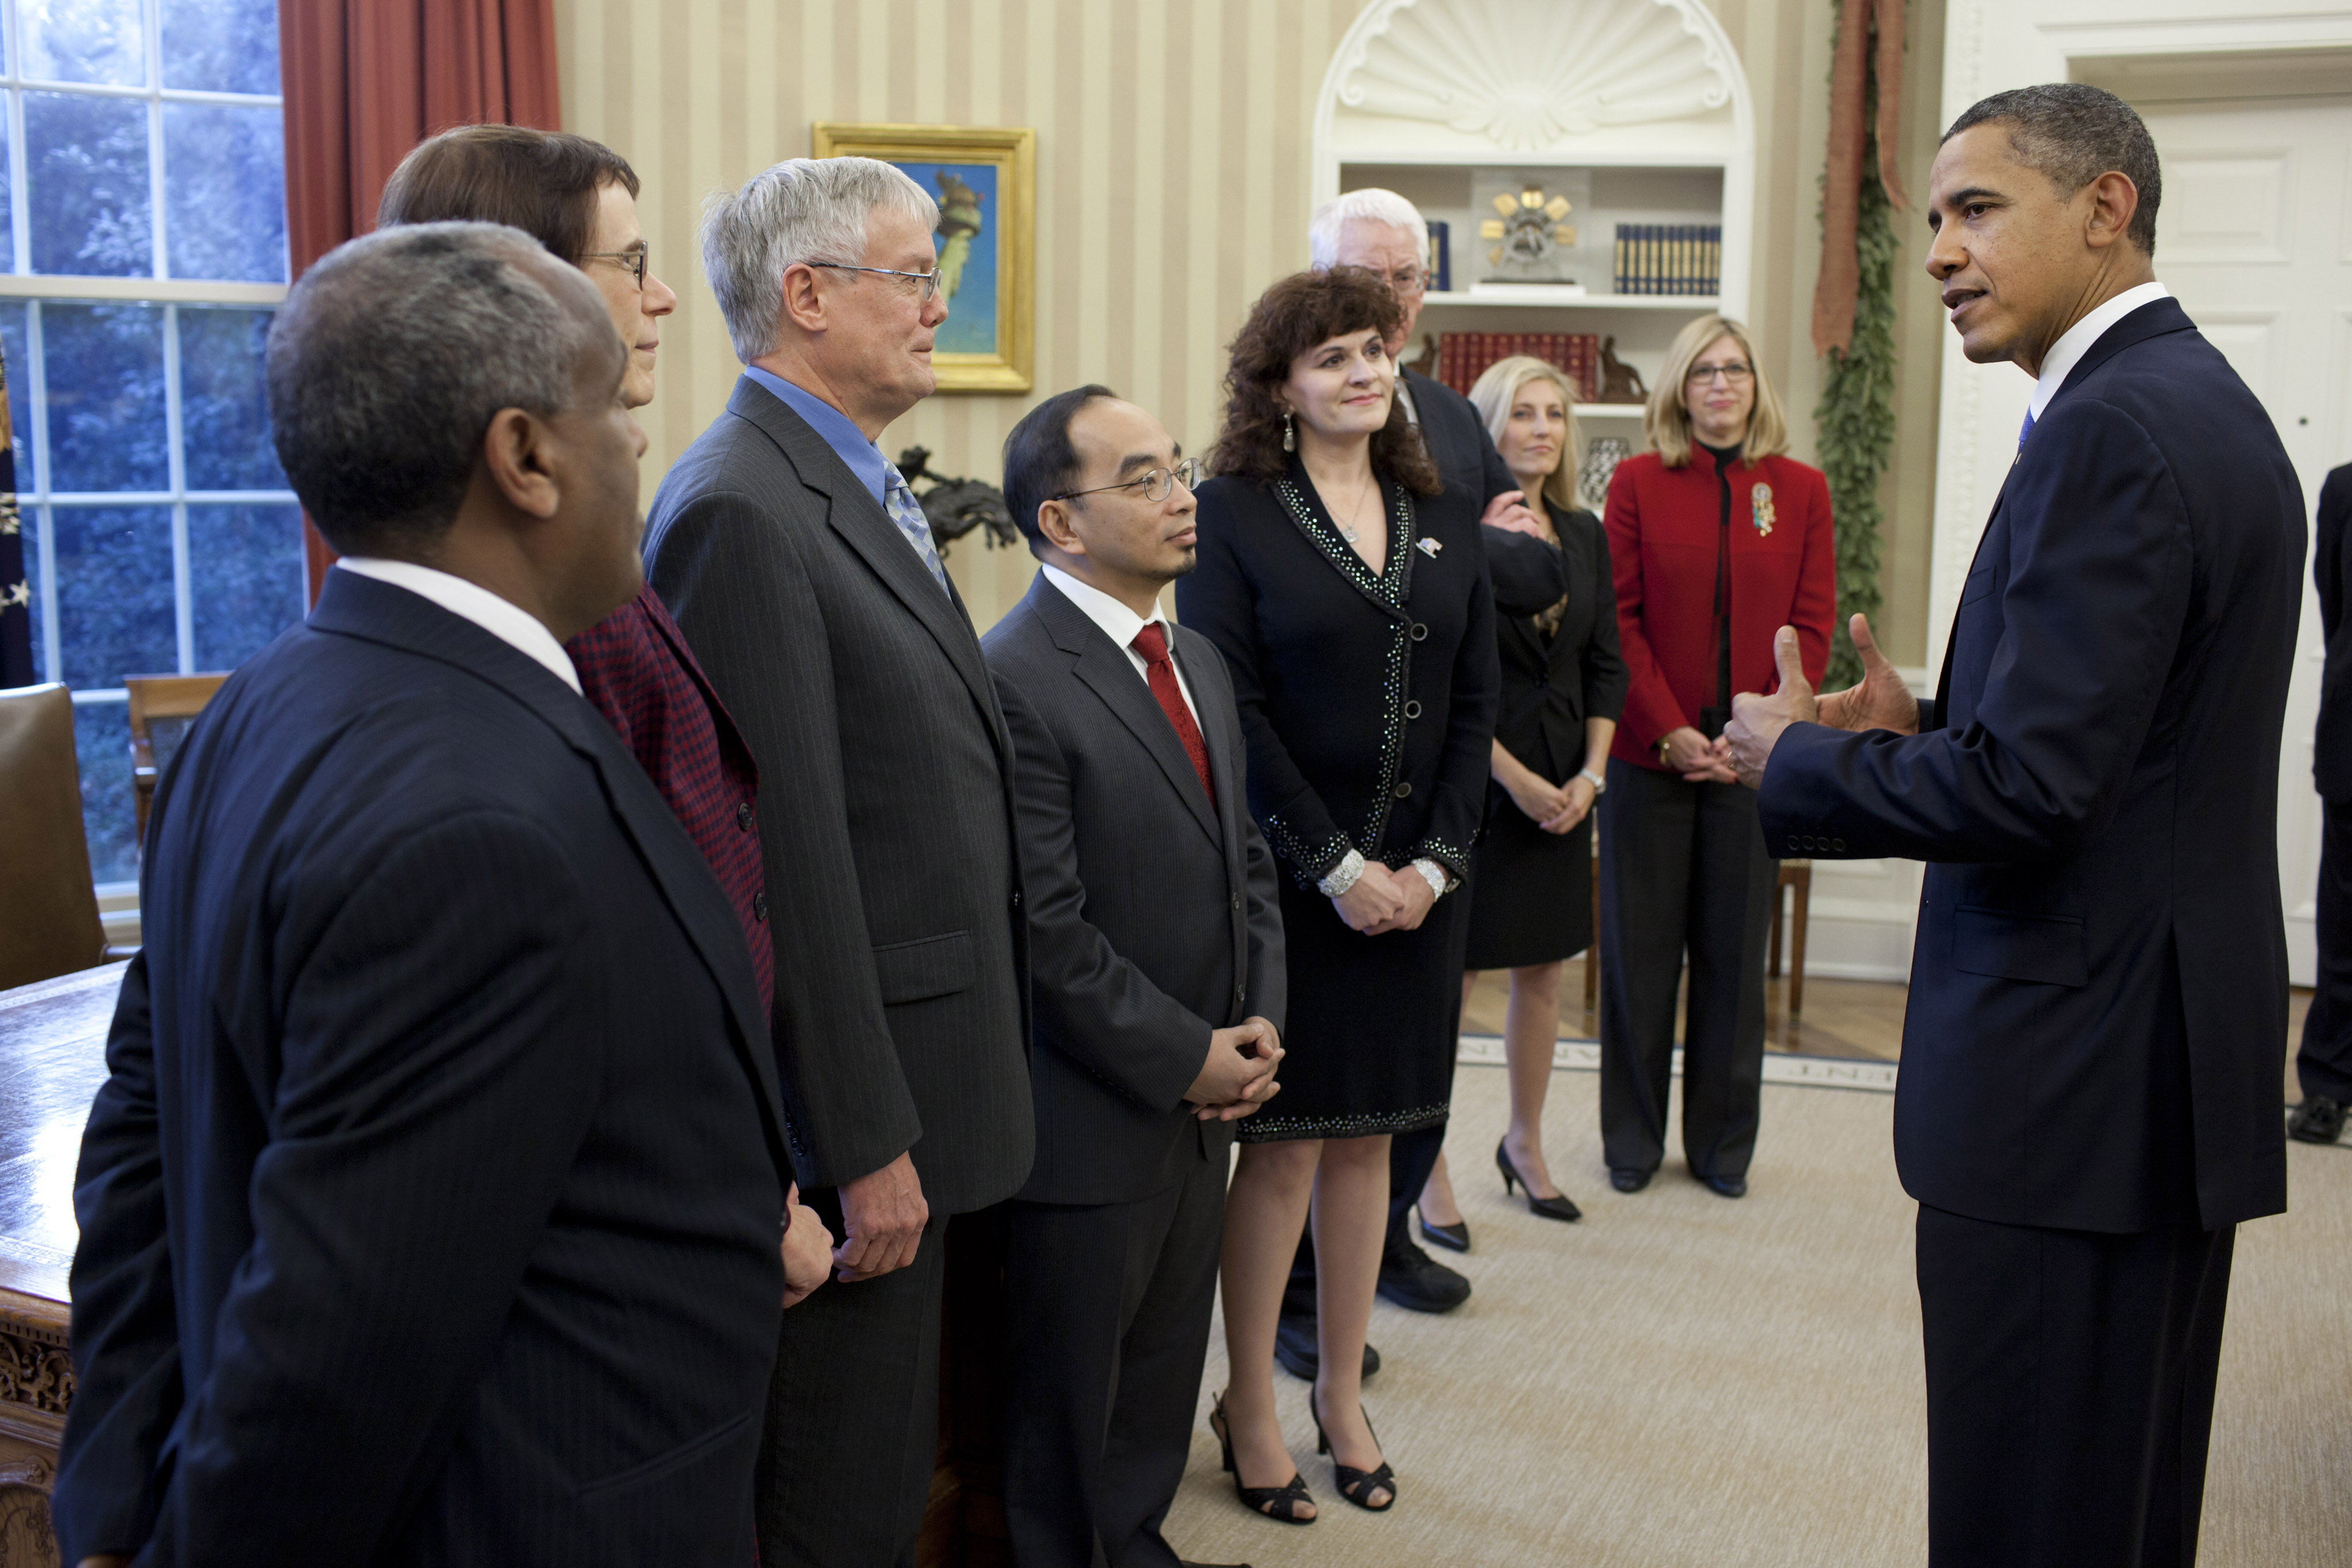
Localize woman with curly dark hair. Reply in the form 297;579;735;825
1177;266;1499;1526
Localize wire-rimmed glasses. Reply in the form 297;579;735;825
1052;458;1202;505
809;261;945;303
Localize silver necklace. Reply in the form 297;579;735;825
1336;473;1378;545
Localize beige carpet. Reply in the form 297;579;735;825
1160;1054;2352;1567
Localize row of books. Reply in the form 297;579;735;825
1612;224;1721;296
1425;219;1452;294
1435;332;1601;404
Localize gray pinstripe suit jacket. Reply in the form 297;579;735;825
644;375;1035;1212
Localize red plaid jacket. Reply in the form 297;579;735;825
566;586;774;1017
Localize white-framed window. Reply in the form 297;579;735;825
1;0;295;886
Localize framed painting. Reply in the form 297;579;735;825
812;122;1035;393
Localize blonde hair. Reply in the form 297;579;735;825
1644;315;1788;469
1468;355;1584;516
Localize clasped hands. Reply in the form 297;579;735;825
1185;1016;1284;1122
1500;756;1598;834
1723;613;1915;789
1332;858;1438;935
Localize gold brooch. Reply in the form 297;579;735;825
1751;482;1775;537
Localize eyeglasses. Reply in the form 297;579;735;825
1686;362;1755;386
1380;266;1433;297
580;246;648;289
810;261;944;303
1052;458;1202;505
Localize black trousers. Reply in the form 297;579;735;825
1916;1205;2235;1567
755;1191;950;1568
1597;757;1775;1179
2299;796;2352;1104
1002;1153;1227;1568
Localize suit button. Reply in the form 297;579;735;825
1788;839;1802;855
1800;837;1815;851
1404;699;1422;719
1831;837;1847;852
738;800;756;831
1410;622;1429;641
1394;780;1413;799
753;892;769;921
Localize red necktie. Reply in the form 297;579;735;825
1130;623;1216;807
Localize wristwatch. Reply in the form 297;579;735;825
1579;768;1608;795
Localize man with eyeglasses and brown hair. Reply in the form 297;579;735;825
643;156;1035;1568
983;385;1287;1568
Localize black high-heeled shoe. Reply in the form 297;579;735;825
1209;1391;1315;1524
1496;1140;1582;1222
1309;1389;1396;1512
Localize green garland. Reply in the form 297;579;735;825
1814;0;1900;691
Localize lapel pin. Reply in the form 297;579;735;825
1417;537;1443;558
1750;482;1775;537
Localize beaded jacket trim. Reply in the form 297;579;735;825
1271;476;1423;879
1237;1100;1451;1141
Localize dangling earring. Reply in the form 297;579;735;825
1282;411;1296;452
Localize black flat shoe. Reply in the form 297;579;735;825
1702;1172;1748;1199
1417;1213;1471;1252
1274;1310;1379;1381
1209;1392;1315;1525
1309;1389;1395;1512
1375;1240;1469;1314
1495;1140;1581;1221
2288;1095;2345;1144
1610;1167;1652;1193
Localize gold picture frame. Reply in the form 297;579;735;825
812;122;1035;394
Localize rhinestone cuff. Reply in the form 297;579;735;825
1317;847;1368;898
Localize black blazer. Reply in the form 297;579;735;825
54;572;793;1565
2312;463;2352;800
645;377;1034;1211
1402;365;1569;618
1761;297;2304;1233
1178;461;1500;888
982;574;1286;1205
1493;503;1627;784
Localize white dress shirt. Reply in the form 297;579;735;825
2028;280;2170;423
334;557;582;695
1040;563;1200;725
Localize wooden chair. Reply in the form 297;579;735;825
1768;859;1813;1014
125;673;230;850
0;683;110;989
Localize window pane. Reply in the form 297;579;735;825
0;111;13;276
42;303;168;492
21;0;148;87
189;504;300;669
179;307;283;488
22;505;46;679
163;103;287;283
52;504;175;686
74;698;138;884
0;301;29;479
25;92;155;277
161;0;283;95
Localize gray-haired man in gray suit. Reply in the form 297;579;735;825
642;156;1034;1568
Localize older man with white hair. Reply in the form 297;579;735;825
1271;188;1572;1377
643;157;1035;1568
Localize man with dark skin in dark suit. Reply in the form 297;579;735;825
1727;86;2301;1567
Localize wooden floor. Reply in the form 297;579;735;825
1464;962;2316;1096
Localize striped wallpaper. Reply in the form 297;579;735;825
553;0;1945;655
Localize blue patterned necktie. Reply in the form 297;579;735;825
881;464;953;594
2016;409;2036;459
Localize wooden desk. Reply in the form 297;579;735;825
0;960;124;1566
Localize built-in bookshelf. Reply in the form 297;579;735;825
1313;0;1756;424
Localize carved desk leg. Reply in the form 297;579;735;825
0;1298;74;1568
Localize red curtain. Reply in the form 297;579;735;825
1810;0;1908;357
280;0;562;597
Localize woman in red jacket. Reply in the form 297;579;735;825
1598;315;1833;1198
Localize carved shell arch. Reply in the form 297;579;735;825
1333;0;1740;152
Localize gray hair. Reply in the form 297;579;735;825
1308;188;1428;270
701;156;939;362
265;222;610;556
1944;83;2161;255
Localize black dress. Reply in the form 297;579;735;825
1464;502;1629;969
1177;459;1500;1142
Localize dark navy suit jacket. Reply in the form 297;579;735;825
983;574;1286;1206
1760;297;2302;1233
2310;463;2352;800
55;571;795;1565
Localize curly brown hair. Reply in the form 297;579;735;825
1208;266;1442;496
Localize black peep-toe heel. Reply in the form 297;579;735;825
1209;1391;1316;1524
1309;1389;1396;1512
